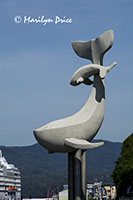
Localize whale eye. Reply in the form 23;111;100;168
70;77;84;86
77;77;84;84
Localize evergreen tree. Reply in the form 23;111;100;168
112;133;133;197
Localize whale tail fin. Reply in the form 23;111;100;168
65;138;104;150
72;30;114;65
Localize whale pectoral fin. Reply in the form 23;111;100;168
65;138;104;150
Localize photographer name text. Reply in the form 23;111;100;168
14;15;73;26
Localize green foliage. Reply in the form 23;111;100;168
112;133;133;197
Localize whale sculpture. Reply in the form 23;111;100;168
33;30;117;154
33;30;117;200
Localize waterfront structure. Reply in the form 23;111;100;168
0;150;21;200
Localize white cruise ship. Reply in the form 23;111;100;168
0;150;21;200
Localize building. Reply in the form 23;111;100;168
87;182;103;199
87;182;117;200
0;150;21;200
59;185;68;200
59;183;116;200
103;184;117;200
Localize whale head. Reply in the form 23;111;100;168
70;62;117;86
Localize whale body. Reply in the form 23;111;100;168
33;62;117;153
33;30;116;153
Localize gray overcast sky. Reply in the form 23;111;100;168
0;0;133;146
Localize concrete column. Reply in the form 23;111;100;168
68;152;75;200
81;150;87;200
74;149;82;200
68;149;87;200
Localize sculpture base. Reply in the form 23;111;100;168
68;149;87;200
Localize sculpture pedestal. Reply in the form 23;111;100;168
68;149;87;200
